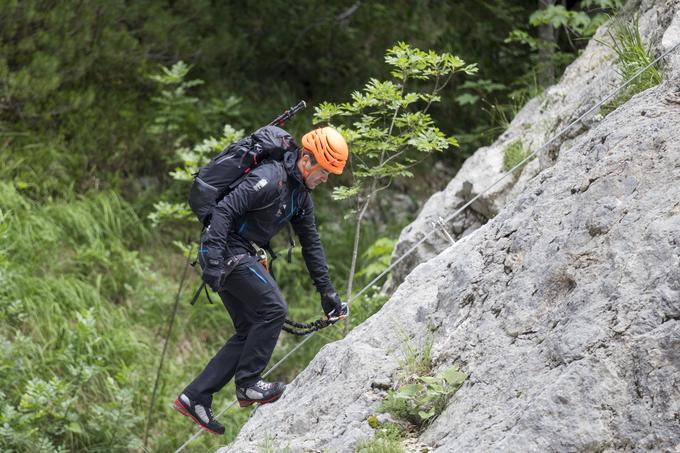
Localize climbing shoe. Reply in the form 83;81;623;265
236;380;286;407
173;393;225;435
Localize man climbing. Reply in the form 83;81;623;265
173;126;349;435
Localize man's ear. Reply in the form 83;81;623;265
301;153;312;169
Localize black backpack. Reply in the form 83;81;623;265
188;125;298;227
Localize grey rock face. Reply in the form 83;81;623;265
219;3;680;453
417;79;680;452
387;0;680;291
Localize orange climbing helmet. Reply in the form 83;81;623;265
300;127;348;175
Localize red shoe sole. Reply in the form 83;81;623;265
238;391;284;407
173;399;223;436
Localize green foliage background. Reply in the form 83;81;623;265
0;0;614;451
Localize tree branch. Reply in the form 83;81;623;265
369;178;393;196
337;2;361;22
378;148;407;169
381;75;408;164
423;71;455;114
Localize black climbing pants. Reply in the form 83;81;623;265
183;255;287;406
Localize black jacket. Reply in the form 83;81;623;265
203;149;335;295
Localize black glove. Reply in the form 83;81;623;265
320;292;343;318
201;249;226;292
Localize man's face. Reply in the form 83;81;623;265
300;154;330;190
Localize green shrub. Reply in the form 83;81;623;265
600;16;662;115
0;185;151;451
355;436;404;453
356;422;405;453
0;183;250;452
502;138;530;173
380;366;466;428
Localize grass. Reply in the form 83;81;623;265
0;184;150;451
0;182;253;452
390;319;437;386
0;178;411;452
356;422;405;453
355;436;404;453
600;16;662;115
259;435;292;453
502;138;531;173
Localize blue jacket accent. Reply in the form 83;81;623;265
279;188;297;224
247;265;269;284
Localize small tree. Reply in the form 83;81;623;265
146;62;244;230
313;42;477;312
147;61;241;149
505;0;624;92
148;125;244;229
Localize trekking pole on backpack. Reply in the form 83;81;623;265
189;100;308;306
269;100;306;127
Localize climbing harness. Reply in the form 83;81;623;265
190;239;346;335
173;39;680;453
250;241;270;272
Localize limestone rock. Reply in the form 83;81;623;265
386;2;635;291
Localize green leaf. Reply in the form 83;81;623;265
361;237;397;260
568;11;592;34
463;63;479;76
584;13;609;37
407;128;451;153
506;29;541;51
455;93;479;106
431;383;445;394
418;376;438;385
529;5;570;28
438;366;467;387
460;79;507;93
67;422;84;434
15;180;29;190
418;407;436;420
313;101;340;123
582;0;624;8
331;185;362;201
396;383;422;398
